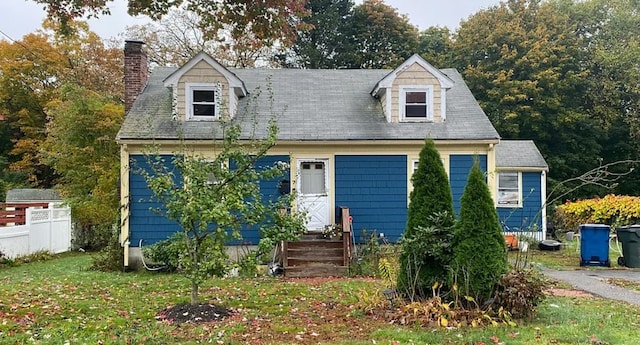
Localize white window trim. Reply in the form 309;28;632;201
185;82;221;121
400;85;434;122
408;156;448;206
497;171;522;208
204;160;227;186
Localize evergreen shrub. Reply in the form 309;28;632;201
397;139;455;299
452;160;508;303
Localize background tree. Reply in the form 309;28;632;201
140;119;305;304
33;0;309;67
397;139;455;300
124;8;279;68
279;0;356;68
350;0;419;68
124;9;217;67
418;26;453;68
452;161;508;303
0;32;65;187
450;0;603;198
41;84;124;249
568;0;640;195
0;20;123;189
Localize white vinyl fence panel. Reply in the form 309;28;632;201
0;203;71;259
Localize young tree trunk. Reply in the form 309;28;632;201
191;281;199;305
188;232;200;305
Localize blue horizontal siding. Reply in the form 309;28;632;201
497;172;544;232
449;155;487;216
128;154;290;247
129;154;181;246
335;155;407;242
239;155;290;245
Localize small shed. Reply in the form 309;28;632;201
5;189;62;204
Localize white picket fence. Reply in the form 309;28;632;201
0;204;71;259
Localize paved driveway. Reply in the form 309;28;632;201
542;268;640;306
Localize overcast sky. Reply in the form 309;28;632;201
1;0;501;42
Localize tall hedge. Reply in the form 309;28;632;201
452;160;508;303
556;194;640;230
397;139;455;299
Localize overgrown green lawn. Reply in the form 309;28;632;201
1;253;639;344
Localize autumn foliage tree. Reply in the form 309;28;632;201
449;0;640;198
42;84;124;249
451;0;599;192
0;32;64;187
34;0;309;67
124;8;281;68
0;20;123;188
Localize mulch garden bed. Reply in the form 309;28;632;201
156;303;232;324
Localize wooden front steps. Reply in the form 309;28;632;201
283;207;352;278
283;237;348;277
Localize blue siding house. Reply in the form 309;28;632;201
117;41;548;268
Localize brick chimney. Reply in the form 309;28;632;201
124;40;148;114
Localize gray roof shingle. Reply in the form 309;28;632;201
495;140;548;169
6;189;62;202
117;67;500;142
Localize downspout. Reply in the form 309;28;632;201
541;170;547;240
120;144;131;267
487;142;497;201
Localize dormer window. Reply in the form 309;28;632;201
400;86;433;121
186;83;221;120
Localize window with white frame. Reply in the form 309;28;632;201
411;158;447;176
497;171;521;207
409;157;448;205
400;86;433;121
186;83;220;120
203;160;226;186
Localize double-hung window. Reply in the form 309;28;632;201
497;171;521;207
400;86;433;121
186;83;220;120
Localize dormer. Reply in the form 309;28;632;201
163;52;247;121
371;54;454;123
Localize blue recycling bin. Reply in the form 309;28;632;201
579;224;610;267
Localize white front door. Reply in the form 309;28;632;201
297;159;330;231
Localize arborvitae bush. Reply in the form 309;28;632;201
397;139;455;300
452;160;508;304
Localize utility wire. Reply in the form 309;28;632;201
0;28;41;60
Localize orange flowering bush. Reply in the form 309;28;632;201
555;195;640;231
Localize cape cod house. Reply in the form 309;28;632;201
117;41;548;272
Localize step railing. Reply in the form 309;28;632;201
340;206;352;266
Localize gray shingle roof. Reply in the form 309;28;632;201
5;189;62;202
495;140;548;169
117;67;500;141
